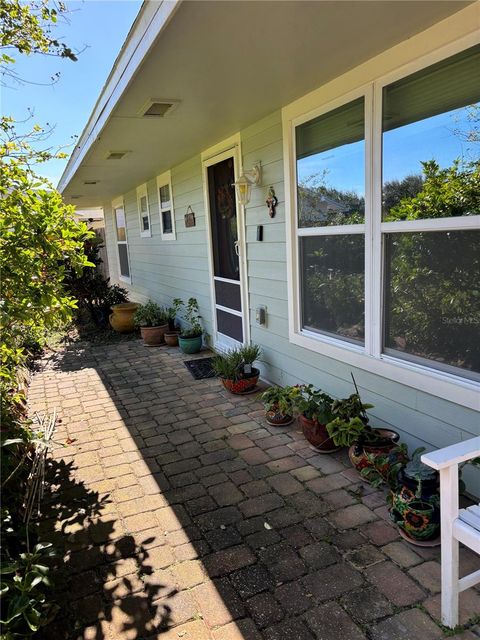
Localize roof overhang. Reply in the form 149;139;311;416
59;0;475;207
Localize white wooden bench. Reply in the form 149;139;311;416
422;437;480;628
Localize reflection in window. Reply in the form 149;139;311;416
296;98;365;227
382;44;480;220
384;230;480;379
301;235;365;343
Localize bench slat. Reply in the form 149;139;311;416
458;508;480;532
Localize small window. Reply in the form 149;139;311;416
136;184;151;237
157;171;176;240
113;199;131;283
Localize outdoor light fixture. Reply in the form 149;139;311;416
232;162;262;206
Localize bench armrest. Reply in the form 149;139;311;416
422;437;480;471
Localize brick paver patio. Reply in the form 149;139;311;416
28;338;480;640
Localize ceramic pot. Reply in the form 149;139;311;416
348;428;401;473
178;334;202;354
265;410;294;427
140;323;169;346
221;368;260;395
109;303;139;333
299;414;339;453
164;331;180;347
390;467;440;541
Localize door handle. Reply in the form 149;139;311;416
234;241;240;257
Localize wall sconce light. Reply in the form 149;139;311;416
232;162;262;206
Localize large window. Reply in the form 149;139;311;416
296;96;366;344
381;44;480;380
136;183;151;238
113;199;131;283
290;42;480;386
156;171;176;240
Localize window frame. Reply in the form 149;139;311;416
156;170;176;241
136;183;151;238
112;196;131;285
283;35;480;410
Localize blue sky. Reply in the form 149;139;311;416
4;0;142;185
297;106;478;196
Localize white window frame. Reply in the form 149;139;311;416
283;35;480;411
136;183;151;238
156;170;176;241
112;196;131;285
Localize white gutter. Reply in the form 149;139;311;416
58;0;180;193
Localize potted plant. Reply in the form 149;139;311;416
390;449;440;543
294;385;338;453
133;300;169;346
261;385;301;426
212;344;261;394
164;298;183;346
326;377;399;470
177;298;203;354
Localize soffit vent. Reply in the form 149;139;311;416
106;151;129;160
139;99;180;118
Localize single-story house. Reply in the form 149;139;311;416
59;1;480;490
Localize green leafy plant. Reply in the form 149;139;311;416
177;298;203;338
360;442;410;492
133;301;168;328
212;344;261;381
0;542;58;637
293;385;335;424
166;298;183;327
261;385;301;416
326;416;367;447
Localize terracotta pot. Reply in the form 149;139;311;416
140;323;169;346
265;410;294;427
298;414;339;453
109;303;139;333
164;331;180;347
348;428;401;472
221;368;260;395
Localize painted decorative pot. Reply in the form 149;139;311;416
348;428;402;473
109;303;139;333
265;410;294;427
140;323;169;346
221;369;260;395
178;334;202;354
299;414;339;453
390;468;440;541
164;331;180;347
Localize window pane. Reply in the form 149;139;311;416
162;210;173;234
114;206;126;242
384;230;480;379
140;195;148;213
382;45;480;221
296;98;365;227
301;235;365;343
118;244;130;278
142;215;149;231
160;184;171;209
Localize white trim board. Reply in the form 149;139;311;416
201;135;251;350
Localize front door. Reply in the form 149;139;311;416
206;153;246;350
